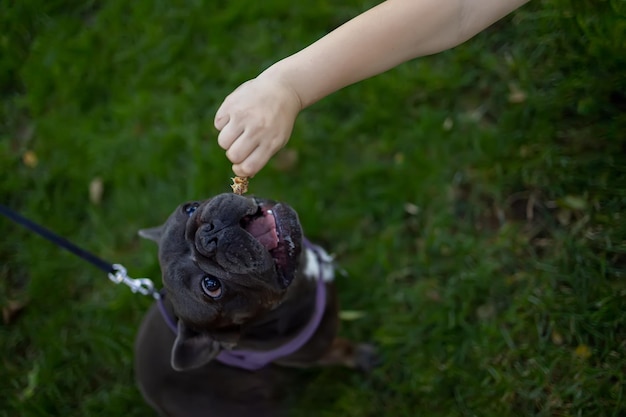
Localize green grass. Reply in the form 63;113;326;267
1;0;625;416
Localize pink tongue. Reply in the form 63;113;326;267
246;214;279;250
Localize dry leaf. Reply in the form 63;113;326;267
560;195;588;211
339;310;366;321
551;331;564;346
89;177;104;205
22;150;38;168
574;344;592;360
404;202;419;216
2;299;28;325
508;83;527;104
476;303;496;321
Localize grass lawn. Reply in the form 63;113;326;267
1;0;625;416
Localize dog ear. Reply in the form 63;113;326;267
171;321;221;371
138;226;164;243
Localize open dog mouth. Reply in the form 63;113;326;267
240;200;302;288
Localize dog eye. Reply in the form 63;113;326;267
183;202;200;217
201;276;222;299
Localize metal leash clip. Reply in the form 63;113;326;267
108;264;160;300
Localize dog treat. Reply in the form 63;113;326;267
231;176;249;195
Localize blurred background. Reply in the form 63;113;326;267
1;0;625;416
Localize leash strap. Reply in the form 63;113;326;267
0;203;158;298
0;203;114;273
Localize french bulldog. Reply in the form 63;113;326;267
134;193;376;417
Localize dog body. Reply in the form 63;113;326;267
134;194;373;417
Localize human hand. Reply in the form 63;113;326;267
214;75;302;177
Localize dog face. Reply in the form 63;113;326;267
140;193;303;370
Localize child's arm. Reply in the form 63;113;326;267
215;0;530;177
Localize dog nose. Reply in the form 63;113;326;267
193;216;272;273
194;219;225;256
191;194;259;259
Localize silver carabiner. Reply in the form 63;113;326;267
108;264;160;300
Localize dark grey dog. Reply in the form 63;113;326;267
135;193;375;417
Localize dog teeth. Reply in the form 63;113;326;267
266;210;279;237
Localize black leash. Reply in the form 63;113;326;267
0;203;158;298
0;203;114;273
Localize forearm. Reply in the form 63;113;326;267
260;0;530;108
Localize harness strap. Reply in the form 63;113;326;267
158;238;329;371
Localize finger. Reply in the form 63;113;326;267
232;146;272;178
226;131;259;164
214;105;230;131
217;121;244;151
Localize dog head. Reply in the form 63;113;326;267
140;193;303;370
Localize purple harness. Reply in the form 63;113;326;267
157;238;328;371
